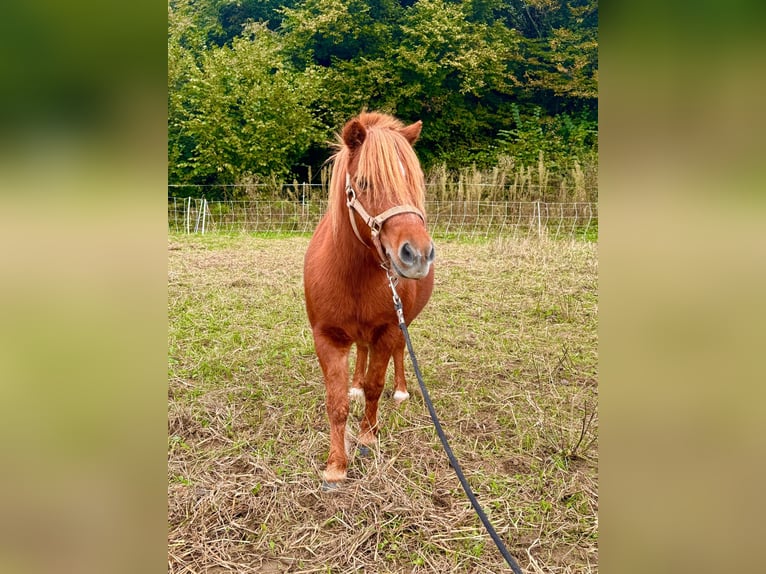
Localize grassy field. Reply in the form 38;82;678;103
168;233;598;573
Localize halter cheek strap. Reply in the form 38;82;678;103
345;174;425;266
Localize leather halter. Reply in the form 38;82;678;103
345;173;425;266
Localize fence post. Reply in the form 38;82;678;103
201;198;207;234
194;199;202;233
536;201;542;238
185;197;191;234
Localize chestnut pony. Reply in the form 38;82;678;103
304;112;435;486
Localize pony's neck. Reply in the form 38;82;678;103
331;197;381;276
338;214;372;257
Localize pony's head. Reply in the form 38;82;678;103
330;112;435;279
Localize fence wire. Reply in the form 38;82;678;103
168;197;597;241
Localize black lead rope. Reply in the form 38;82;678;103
386;269;524;574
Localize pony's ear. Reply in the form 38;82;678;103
342;119;367;151
399;120;422;145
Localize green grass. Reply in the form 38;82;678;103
168;233;598;573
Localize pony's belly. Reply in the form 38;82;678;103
314;317;399;349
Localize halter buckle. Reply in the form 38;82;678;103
369;218;382;237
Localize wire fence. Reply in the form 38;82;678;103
168;195;597;241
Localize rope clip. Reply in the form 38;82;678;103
385;266;405;326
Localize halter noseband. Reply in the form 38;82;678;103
345;173;425;266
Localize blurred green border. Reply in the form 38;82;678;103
0;3;168;574
601;1;766;573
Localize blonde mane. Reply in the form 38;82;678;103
328;112;426;236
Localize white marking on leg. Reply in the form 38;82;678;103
349;387;364;401
323;467;346;484
393;390;410;403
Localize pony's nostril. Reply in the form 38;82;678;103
427;243;436;262
400;242;415;264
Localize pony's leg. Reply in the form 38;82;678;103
313;334;352;484
392;334;410;404
358;345;393;448
349;343;367;402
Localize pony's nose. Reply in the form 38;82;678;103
399;242;417;265
397;241;435;277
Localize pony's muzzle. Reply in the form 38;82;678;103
392;240;435;279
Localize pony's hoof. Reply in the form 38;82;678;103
321;481;341;492
349;387;364;401
358;445;371;457
322;466;347;484
393;390;410;404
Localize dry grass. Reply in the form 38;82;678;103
168;233;598;573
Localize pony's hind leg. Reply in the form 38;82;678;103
313;332;352;485
349;343;367;402
392;333;410;404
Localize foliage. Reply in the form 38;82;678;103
169;7;320;197
497;102;597;169
168;0;598;198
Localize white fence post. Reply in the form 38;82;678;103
185;197;191;234
536;200;542;238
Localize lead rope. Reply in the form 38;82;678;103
385;267;524;574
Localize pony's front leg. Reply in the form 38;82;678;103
313;333;351;485
349;343;367;402
359;345;393;448
392;334;410;404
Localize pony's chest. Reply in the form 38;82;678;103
326;275;402;328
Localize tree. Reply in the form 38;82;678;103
507;0;598;109
169;18;320;196
168;0;599;183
